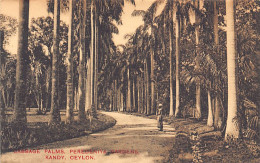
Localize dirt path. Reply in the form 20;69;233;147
1;111;176;163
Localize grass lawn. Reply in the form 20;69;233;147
1;109;116;153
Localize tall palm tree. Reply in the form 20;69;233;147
194;0;202;120
65;0;75;123
174;3;181;117
86;0;95;116
93;3;99;116
225;0;240;140
206;0;219;127
13;0;30;124
126;57;131;112
168;2;175;116
49;0;61;124
212;0;223;130
85;0;92;115
77;0;87;122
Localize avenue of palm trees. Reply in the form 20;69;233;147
1;0;259;143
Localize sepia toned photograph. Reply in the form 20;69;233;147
0;0;259;162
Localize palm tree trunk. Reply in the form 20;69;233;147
225;0;240;139
146;58;151;115
150;29;155;115
141;73;145;114
213;0;219;46
93;10;98;116
78;0;87;122
109;89;112;111
49;0;61;124
66;0;74;123
114;80;117;111
169;16;174;116
213;0;222;130
137;76;141;113
45;61;51;110
133;78;136;112
74;88;78;110
214;95;222;129
143;62;147;114
0;32;6;122
126;62;131;112
0;92;5;122
13;0;29;124
195;0;201;120
120;90;124;112
117;82;121;112
86;0;94;114
207;90;213;126
175;14;181;118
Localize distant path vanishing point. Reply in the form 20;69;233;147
1;111;176;163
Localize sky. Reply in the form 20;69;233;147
0;0;158;54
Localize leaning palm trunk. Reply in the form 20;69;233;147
49;0;61;124
13;0;29;124
225;0;240;140
175;13;181;118
78;0;87;122
66;0;74;123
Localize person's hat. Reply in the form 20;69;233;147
158;104;163;107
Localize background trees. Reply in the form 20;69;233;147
0;14;17;122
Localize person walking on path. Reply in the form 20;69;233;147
157;104;163;131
